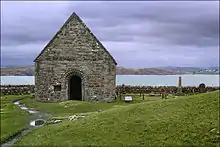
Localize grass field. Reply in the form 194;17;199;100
0;93;161;144
0;95;31;144
11;91;220;146
19;94;162;117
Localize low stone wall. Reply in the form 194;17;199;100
116;85;220;95
1;84;219;96
0;85;35;95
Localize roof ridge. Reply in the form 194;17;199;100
34;12;117;65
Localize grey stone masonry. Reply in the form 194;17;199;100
34;12;117;102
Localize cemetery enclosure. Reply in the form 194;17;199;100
1;85;219;96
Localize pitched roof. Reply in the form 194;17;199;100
34;12;117;65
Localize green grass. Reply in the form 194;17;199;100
0;95;31;144
19;94;161;117
14;91;219;146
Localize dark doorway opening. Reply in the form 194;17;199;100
68;75;82;101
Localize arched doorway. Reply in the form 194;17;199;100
68;75;82;100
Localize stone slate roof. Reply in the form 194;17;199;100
34;12;117;65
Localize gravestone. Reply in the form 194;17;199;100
177;76;183;94
199;83;206;93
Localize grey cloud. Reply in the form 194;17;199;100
1;1;70;46
2;1;219;47
69;1;219;47
102;40;219;68
1;1;219;68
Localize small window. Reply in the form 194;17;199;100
54;85;61;91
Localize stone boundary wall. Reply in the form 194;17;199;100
1;85;35;95
116;85;220;95
1;85;219;96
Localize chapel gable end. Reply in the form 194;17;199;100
34;12;117;65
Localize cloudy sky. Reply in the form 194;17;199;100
1;1;219;68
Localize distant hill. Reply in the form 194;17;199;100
116;67;176;75
1;66;218;76
1;66;177;76
158;66;219;75
159;66;203;71
1;66;35;76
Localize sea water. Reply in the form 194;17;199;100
0;75;219;86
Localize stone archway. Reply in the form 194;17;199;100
64;69;86;101
68;75;82;100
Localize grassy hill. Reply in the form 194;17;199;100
14;91;219;146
